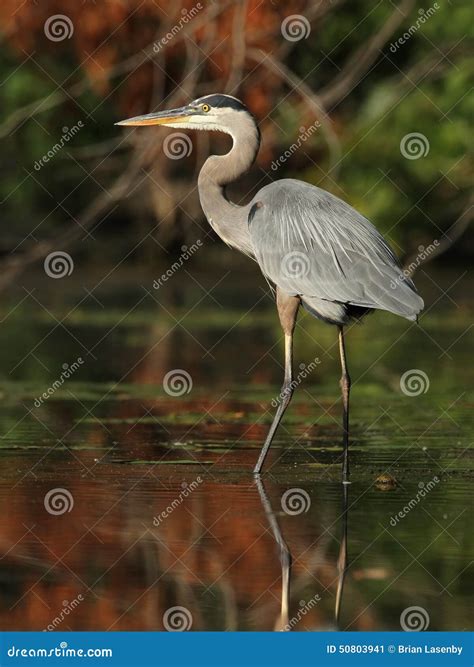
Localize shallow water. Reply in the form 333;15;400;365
0;260;472;631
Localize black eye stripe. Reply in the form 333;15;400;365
195;94;247;112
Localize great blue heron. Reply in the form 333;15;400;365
117;94;424;481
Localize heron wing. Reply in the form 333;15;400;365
247;179;424;319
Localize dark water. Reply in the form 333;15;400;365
0;259;472;631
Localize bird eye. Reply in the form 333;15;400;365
201;104;211;113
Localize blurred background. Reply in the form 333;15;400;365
0;0;472;280
0;0;472;633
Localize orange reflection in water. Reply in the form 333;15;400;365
0;457;373;631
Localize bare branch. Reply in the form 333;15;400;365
0;0;236;139
403;197;473;275
247;48;342;171
225;0;249;94
318;0;415;109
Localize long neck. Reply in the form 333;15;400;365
197;114;260;256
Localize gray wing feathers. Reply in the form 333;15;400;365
248;180;424;320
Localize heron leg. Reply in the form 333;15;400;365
338;326;351;482
253;291;299;475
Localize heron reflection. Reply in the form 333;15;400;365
255;477;349;631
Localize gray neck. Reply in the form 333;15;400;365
197;113;260;256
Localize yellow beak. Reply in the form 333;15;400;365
115;105;193;127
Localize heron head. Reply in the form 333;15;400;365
116;94;255;135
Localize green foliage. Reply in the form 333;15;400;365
283;0;472;254
0;1;471;259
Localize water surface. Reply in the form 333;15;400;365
0;261;472;631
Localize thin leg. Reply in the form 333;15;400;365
253;333;294;474
338;326;351;482
253;291;299;475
